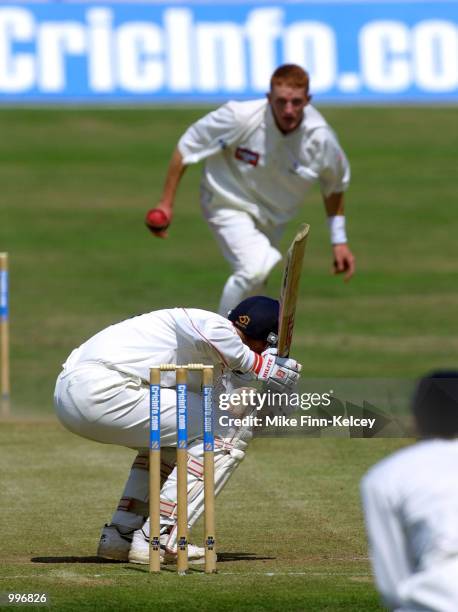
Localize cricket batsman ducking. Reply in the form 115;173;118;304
54;296;301;564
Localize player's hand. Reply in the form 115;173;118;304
145;204;172;238
257;353;302;391
332;244;355;281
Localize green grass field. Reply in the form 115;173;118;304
1;106;457;610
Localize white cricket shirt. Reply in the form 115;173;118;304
178;99;350;227
361;439;458;611
61;308;258;392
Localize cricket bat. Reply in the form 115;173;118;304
277;224;310;357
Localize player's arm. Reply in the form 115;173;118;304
316;128;355;281
145;148;187;238
323;191;355;281
146;103;239;238
194;316;301;391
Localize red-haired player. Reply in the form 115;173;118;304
146;64;355;314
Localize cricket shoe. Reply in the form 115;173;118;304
128;528;205;565
97;523;135;561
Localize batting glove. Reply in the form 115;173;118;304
256;352;302;391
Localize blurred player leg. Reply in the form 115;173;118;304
202;204;283;315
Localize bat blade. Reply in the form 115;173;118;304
277;223;310;357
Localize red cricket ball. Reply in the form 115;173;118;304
145;208;170;232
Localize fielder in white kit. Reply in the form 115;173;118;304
54;296;301;564
145;64;355;315
361;372;458;611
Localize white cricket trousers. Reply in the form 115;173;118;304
202;192;284;315
54;363;203;449
54;362;248;537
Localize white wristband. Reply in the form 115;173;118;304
328;215;347;245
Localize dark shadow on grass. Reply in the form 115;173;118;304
216;552;275;562
31;556;125;564
31;552;274;566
